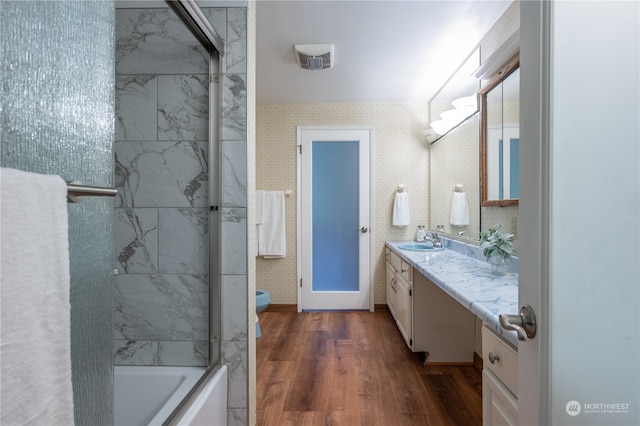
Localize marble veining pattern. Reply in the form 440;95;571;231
115;141;208;208
158;341;208;366
223;341;248;408
116;75;157;141
158;208;209;274
221;208;247;275
114;340;158;365
114;274;208;341
222;275;248;342
225;8;247;74
116;8;210;75
115;208;158;273
222;73;247;141
222;140;247;208
387;240;519;347
158;74;209;141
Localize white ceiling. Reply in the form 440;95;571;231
256;0;512;105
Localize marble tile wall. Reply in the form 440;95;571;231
114;6;249;422
219;7;249;424
114;7;214;368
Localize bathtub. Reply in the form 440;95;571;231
114;365;227;426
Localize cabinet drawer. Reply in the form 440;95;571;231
482;325;517;396
389;250;412;282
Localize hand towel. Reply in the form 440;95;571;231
0;167;75;425
257;191;286;258
392;192;410;227
450;191;470;226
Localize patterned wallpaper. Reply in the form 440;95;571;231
256;103;430;304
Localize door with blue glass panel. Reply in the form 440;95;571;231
298;127;371;310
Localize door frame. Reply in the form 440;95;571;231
296;126;375;312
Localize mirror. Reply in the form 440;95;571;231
430;115;480;239
428;49;480;144
429;49;481;239
480;57;519;207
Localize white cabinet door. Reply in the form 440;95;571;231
483;369;517;426
394;273;412;349
385;261;396;317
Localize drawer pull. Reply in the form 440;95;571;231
488;352;500;364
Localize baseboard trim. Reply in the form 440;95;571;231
474;351;483;371
375;304;389;312
264;304;297;313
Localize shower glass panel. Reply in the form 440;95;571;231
1;1;115;424
114;5;220;372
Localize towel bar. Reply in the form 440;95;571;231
67;181;118;203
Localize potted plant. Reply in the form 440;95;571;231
479;224;515;275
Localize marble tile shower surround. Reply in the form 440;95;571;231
114;5;250;421
115;7;213;369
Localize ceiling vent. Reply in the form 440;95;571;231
294;44;334;71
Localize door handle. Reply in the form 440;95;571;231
499;304;537;341
359;226;368;233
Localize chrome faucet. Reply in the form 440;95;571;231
425;231;442;248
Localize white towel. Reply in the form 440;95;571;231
256;190;265;225
0;168;75;425
257;191;286;258
392;192;410;227
450;191;470;226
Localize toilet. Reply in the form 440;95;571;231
255;290;271;338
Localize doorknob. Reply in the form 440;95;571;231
359;226;368;233
499;304;536;341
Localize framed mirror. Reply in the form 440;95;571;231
480;56;519;207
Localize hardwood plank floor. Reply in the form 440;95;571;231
256;308;482;426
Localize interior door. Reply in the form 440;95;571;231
297;127;372;310
519;2;639;425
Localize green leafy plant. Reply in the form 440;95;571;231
479;224;515;261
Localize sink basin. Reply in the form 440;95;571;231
398;243;444;252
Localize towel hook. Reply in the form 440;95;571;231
397;184;406;193
453;183;464;193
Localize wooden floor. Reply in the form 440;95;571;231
256;307;482;426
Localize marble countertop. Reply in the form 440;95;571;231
386;240;519;347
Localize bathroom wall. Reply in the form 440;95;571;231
114;4;250;423
256;103;430;305
0;1;115;424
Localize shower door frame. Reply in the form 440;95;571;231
163;0;225;423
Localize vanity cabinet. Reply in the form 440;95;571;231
385;246;475;362
482;325;518;425
385;248;413;348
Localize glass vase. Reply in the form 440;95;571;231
489;254;510;275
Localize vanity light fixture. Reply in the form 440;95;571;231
429;95;478;136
